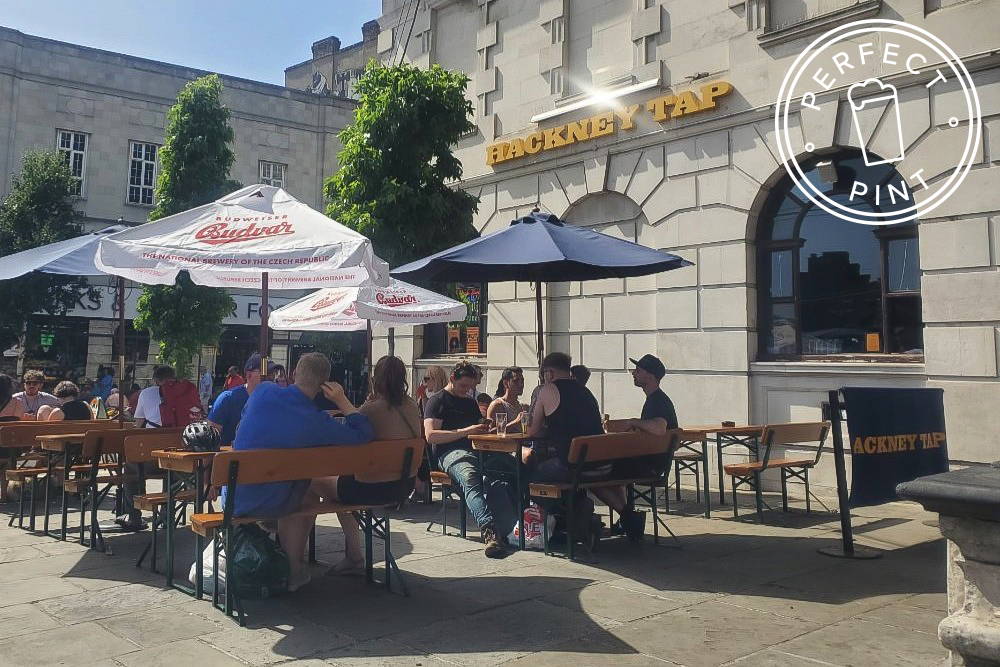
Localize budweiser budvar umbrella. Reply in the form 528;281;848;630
269;279;467;368
97;185;388;356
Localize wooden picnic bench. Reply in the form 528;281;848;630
1;420;123;529
529;429;681;560
188;438;423;626
723;421;830;522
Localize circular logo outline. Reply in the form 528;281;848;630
775;19;982;226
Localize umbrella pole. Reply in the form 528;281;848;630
535;281;544;368
116;276;126;424
259;272;269;358
366;319;374;399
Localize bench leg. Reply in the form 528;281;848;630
651;485;659;545
674;461;682;501
717;439;727;505
804;469;811;514
731;476;739;518
308;525;317;564
566;493;576;562
43;457;54;536
693;464;701;503
78;488;86;544
28;476;39;532
753;471;763;523
363;511;374;584
780;469;789;513
14;479;26;527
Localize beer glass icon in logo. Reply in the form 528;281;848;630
847;78;905;166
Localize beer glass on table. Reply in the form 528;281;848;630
495;412;508;437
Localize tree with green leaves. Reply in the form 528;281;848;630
0;150;93;351
135;74;238;376
325;62;479;269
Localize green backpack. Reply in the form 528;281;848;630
228;523;290;600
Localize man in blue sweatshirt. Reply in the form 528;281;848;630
228;352;372;589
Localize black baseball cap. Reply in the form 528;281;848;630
244;353;278;374
629;354;666;380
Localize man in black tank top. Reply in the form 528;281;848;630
527;352;648;541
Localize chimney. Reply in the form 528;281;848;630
361;20;381;43
311;36;340;59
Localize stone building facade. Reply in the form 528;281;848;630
0;26;357;383
285;21;381;99
370;0;1000;489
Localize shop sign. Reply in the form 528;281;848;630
486;81;733;166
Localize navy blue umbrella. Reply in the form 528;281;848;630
392;211;692;365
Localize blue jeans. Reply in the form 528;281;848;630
438;448;495;529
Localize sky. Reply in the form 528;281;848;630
3;0;383;85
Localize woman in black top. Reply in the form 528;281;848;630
37;381;92;421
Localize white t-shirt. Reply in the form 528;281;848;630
13;391;59;415
134;385;162;428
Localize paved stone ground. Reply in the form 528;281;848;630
0;487;949;666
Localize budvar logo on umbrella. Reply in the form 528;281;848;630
309;291;349;311
375;292;419;307
194;217;295;245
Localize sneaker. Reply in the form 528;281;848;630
481;525;505;558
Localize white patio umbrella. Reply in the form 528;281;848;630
96;185;388;357
0;224;132;422
268;279;467;368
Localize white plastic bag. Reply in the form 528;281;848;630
507;503;554;551
188;538;226;591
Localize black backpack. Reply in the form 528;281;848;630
227;524;290;600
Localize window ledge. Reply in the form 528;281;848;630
415;355;487;366
758;0;882;48
751;359;926;378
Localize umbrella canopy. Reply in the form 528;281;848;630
391;210;693;366
0;224;127;279
96;185;388;289
391;210;690;283
268;280;467;332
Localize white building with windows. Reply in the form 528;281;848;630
0;26;358;384
368;0;1000;488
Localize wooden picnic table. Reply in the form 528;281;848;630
678;424;764;511
470;433;530;550
152;446;223;597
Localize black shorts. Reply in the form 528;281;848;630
337;476;414;506
611;454;669;480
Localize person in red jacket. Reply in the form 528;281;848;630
223;365;245;391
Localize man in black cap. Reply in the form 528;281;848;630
625;354;678;434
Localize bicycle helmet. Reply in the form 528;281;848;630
182;420;222;452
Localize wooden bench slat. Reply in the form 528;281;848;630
723;457;816;475
135;489;196;511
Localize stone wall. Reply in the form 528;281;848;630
377;0;1000;479
0;26;356;223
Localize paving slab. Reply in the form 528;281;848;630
724;648;843;665
772;617;949;666
322;638;455;666
0;602;61;640
200;609;356;664
392;598;625;666
115;637;245;666
606;599;821;666
0;575;86;608
96;600;231;648
853;600;945;636
540;580;691;623
0;621;139;665
0;544;43;564
36;582;186;624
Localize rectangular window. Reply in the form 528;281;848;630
56;130;87;196
259;161;286;188
127;141;158;206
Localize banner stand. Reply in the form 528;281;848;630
817;389;882;560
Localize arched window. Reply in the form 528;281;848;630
757;149;922;359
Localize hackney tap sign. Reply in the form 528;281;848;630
841;386;949;507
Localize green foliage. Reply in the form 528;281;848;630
134;272;233;376
136;74;238;375
149;74;239;220
0;150;93;349
325;62;479;269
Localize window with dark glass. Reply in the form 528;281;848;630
757;149;922;358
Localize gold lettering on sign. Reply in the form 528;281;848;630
487;81;734;166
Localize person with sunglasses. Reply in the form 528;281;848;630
423;361;514;558
13;369;58;417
